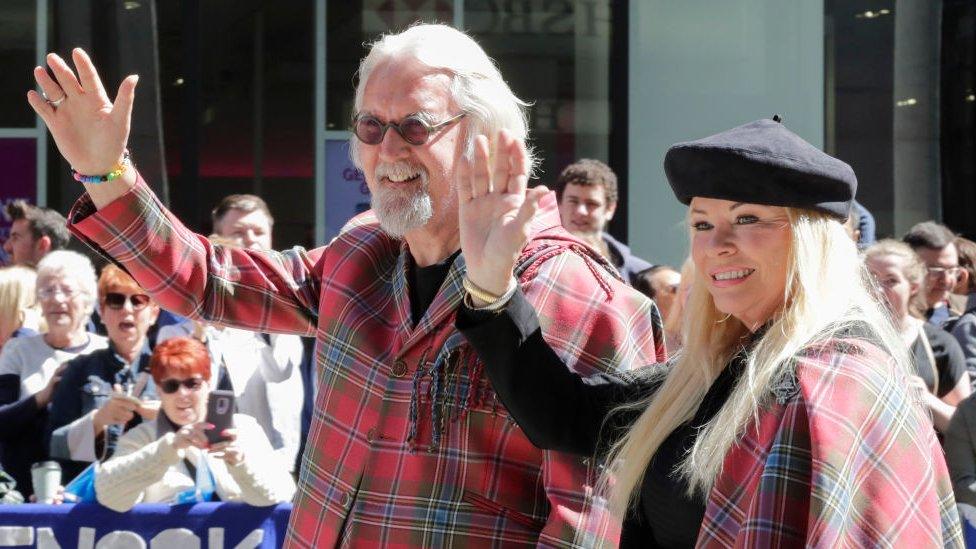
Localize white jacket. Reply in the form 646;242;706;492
95;413;295;512
156;322;304;472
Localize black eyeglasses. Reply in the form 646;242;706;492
352;112;465;146
103;292;151;310
158;377;205;394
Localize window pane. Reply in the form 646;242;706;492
0;0;37;128
0;138;37;265
326;1;454;129
158;0;315;248
825;1;948;237
324;1;622;233
464;0;615;185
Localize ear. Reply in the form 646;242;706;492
147;304;161;324
909;280;921;298
34;235;52;256
604;200;617;221
957;269;970;294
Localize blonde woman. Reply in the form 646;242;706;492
455;119;961;546
864;240;970;433
0;266;43;350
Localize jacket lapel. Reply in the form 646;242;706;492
393;191;608;359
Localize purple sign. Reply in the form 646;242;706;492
0;138;37;265
325;139;371;241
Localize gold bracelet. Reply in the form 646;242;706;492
462;276;504;306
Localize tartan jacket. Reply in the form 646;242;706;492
698;336;963;548
67;175;666;548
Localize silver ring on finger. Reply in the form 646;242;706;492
42;92;66;108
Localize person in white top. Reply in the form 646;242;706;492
95;336;295;511
0;250;107;496
156;319;303;472
156;195;305;473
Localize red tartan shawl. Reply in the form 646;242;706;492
698;337;963;548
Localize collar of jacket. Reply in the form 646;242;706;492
387;191;625;356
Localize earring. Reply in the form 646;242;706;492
716;313;732;323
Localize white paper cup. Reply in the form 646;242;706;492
30;461;60;504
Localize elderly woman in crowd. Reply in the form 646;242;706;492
455;120;961;546
95;337;295;511
47;264;161;482
0;250;107;496
864;240;970;433
0;265;43;350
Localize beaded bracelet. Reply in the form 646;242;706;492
71;151;131;184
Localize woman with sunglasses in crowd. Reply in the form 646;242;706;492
454;119;961;546
95;336;295;511
45;264;162;483
0;250;108;498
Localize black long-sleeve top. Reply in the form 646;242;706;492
456;288;747;548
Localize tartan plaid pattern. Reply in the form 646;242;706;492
67;176;666;548
700;337;963;548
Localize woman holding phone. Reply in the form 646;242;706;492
95;337;295;511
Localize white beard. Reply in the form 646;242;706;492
371;161;433;238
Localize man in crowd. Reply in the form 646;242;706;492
635;264;681;321
211;194;315;472
155;194;307;475
554;158;652;286
949;237;976;389
209;194;307;475
34;24;664;546
3;200;70;267
211;194;274;251
852;200;876;249
903;221;961;327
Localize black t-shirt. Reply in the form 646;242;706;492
912;322;967;398
408;251;461;326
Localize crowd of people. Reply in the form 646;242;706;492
0;196;307;508
3;20;974;547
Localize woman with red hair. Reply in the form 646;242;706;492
94;337;295;511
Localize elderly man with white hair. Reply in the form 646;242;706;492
29;24;664;546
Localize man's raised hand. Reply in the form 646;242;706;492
26;48;137;178
458;130;548;296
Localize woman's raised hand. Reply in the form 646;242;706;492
26;48;137;176
458;130;548;296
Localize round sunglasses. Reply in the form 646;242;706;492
103;292;151;310
352;112;465;146
158;377;205;394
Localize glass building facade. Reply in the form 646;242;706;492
1;0;973;267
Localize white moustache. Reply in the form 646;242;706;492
375;162;428;184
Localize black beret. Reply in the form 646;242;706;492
663;118;857;220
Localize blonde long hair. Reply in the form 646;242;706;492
0;266;42;347
598;208;912;515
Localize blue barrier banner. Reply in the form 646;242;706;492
0;502;290;548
